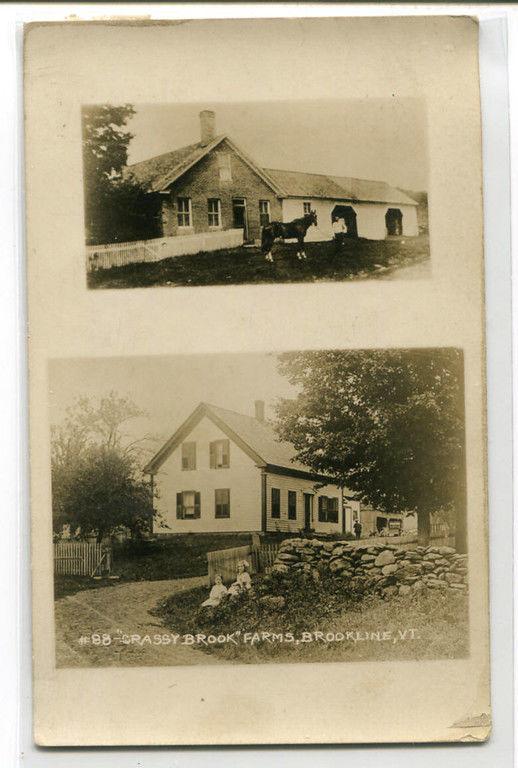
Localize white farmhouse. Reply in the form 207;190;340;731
144;401;359;536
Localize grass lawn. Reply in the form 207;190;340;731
153;575;469;665
88;235;430;289
54;532;255;599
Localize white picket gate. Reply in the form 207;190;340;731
54;541;111;577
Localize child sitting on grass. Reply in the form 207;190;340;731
201;574;228;608
227;560;252;596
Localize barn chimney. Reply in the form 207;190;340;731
199;110;216;146
255;400;265;422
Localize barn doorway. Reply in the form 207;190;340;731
385;208;403;236
331;205;358;238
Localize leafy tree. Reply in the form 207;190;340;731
275;349;467;551
58;444;153;543
51;392;157;541
82;104;161;245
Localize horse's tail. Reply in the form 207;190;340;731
261;224;273;253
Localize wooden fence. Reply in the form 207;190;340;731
54;541;112;577
207;541;281;585
86;229;243;272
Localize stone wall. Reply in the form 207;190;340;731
271;538;468;597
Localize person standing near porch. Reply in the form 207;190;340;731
353;520;362;540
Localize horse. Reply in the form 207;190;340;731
261;210;317;262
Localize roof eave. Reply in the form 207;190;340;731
265;463;339;485
155;135;228;193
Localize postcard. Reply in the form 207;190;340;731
25;15;489;746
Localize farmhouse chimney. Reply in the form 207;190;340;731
255;400;265;422
199;110;216;146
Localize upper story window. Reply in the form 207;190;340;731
217;153;232;182
318;496;339;523
271;488;281;519
181;441;196;470
303;201;312;215
259;200;271;227
210;439;230;469
177;197;192;228
208;198;221;228
288;490;297;520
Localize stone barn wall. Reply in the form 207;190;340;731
271;538;468;597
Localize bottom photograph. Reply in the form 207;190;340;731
50;347;469;668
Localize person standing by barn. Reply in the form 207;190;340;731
332;215;346;252
353;519;362;540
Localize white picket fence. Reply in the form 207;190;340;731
54;541;111;577
86;229;243;272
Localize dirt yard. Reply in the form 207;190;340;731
54;576;220;667
88;235;430;289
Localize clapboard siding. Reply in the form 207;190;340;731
153;415;262;534
264;472;344;534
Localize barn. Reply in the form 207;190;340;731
127;110;419;245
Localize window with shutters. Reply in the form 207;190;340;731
288;490;297;520
208;198;221;228
210;439;230;468
303;201;312;215
181;442;196;470
215;489;230;518
318;496;339;523
176;491;201;519
271;488;281;518
259;200;270;227
177;197;192;228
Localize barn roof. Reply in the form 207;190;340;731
144;401;336;482
264;168;418;206
126;135;419;206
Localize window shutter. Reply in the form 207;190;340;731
194;492;201;518
318;496;323;522
222;439;230;467
209;442;215;468
176;492;183;519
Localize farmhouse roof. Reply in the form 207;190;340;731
126;135;284;196
126;135;418;206
144;402;336;483
264;168;419;206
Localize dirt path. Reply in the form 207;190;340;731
55;577;220;667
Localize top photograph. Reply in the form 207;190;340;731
84;100;429;289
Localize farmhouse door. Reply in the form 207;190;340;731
232;197;249;241
304;494;313;531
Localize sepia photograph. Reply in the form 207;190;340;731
84;101;430;288
51;348;468;669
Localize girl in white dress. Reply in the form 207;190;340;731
228;560;252;596
201;574;228;607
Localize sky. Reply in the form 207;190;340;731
125;99;428;192
49;352;299;456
